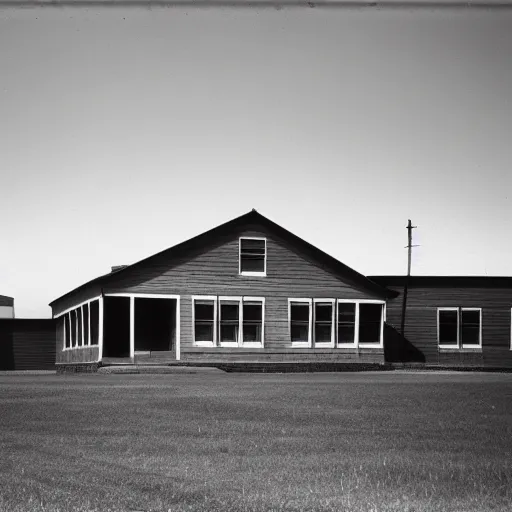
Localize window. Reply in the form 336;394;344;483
359;303;383;345
438;308;481;349
289;300;312;346
90;300;99;346
219;299;240;345
243;300;264;345
461;309;481;346
71;310;78;347
193;296;264;347
64;314;71;349
239;237;266;275
77;308;83;346
337;302;356;345
289;299;384;348
193;298;216;346
83;305;90;346
314;300;334;345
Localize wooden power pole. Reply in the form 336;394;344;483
400;220;417;336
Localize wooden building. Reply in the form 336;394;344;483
49;210;396;371
370;276;512;369
49;211;512;371
0;319;56;371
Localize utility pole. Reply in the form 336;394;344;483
400;220;418;336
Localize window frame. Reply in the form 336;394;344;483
239;237;267;277
460;307;482;349
336;299;358;348
192;295;218;347
313;298;336;348
288;298;313;348
241;296;265;348
218;296;242;347
437;307;459;349
438;307;482;349
335;299;386;349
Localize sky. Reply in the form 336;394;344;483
0;3;511;317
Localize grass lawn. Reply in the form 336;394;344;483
0;372;511;512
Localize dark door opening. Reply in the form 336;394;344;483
134;298;176;356
103;296;130;358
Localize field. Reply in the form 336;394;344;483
0;372;511;512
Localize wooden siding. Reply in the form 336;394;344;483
103;227;384;360
385;285;512;367
0;319;55;370
48;225;379;363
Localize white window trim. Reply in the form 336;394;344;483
313;298;336;348
358;301;386;349
192;295;217;347
218;296;242;347
239;237;267;277
336;299;358;348
242;296;265;348
53;295;102;319
438;307;460;349
289;298;313;348
460;308;482;349
335;299;386;349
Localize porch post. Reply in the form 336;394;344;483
130;296;135;360
176;297;181;361
98;296;104;362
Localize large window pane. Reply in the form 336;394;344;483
71;311;77;347
220;302;239;343
461;309;480;345
359;303;382;344
240;238;266;273
338;302;356;344
90;300;99;346
290;302;310;343
243;302;262;343
83;306;90;346
439;310;458;345
194;301;215;342
314;302;333;343
64;314;71;348
77;308;83;346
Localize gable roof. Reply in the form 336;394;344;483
49;210;395;307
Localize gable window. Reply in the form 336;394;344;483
438;308;481;349
289;299;312;346
314;300;335;346
239;237;266;276
193;297;217;346
337;302;356;345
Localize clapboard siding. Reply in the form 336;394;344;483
51;224;387;364
384;285;512;367
101;227;385;360
0;319;55;370
57;347;99;364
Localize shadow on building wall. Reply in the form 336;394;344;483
383;323;425;363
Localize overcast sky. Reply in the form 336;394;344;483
1;4;511;317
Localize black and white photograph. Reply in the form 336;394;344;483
1;0;511;510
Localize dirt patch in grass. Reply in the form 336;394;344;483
0;372;511;511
